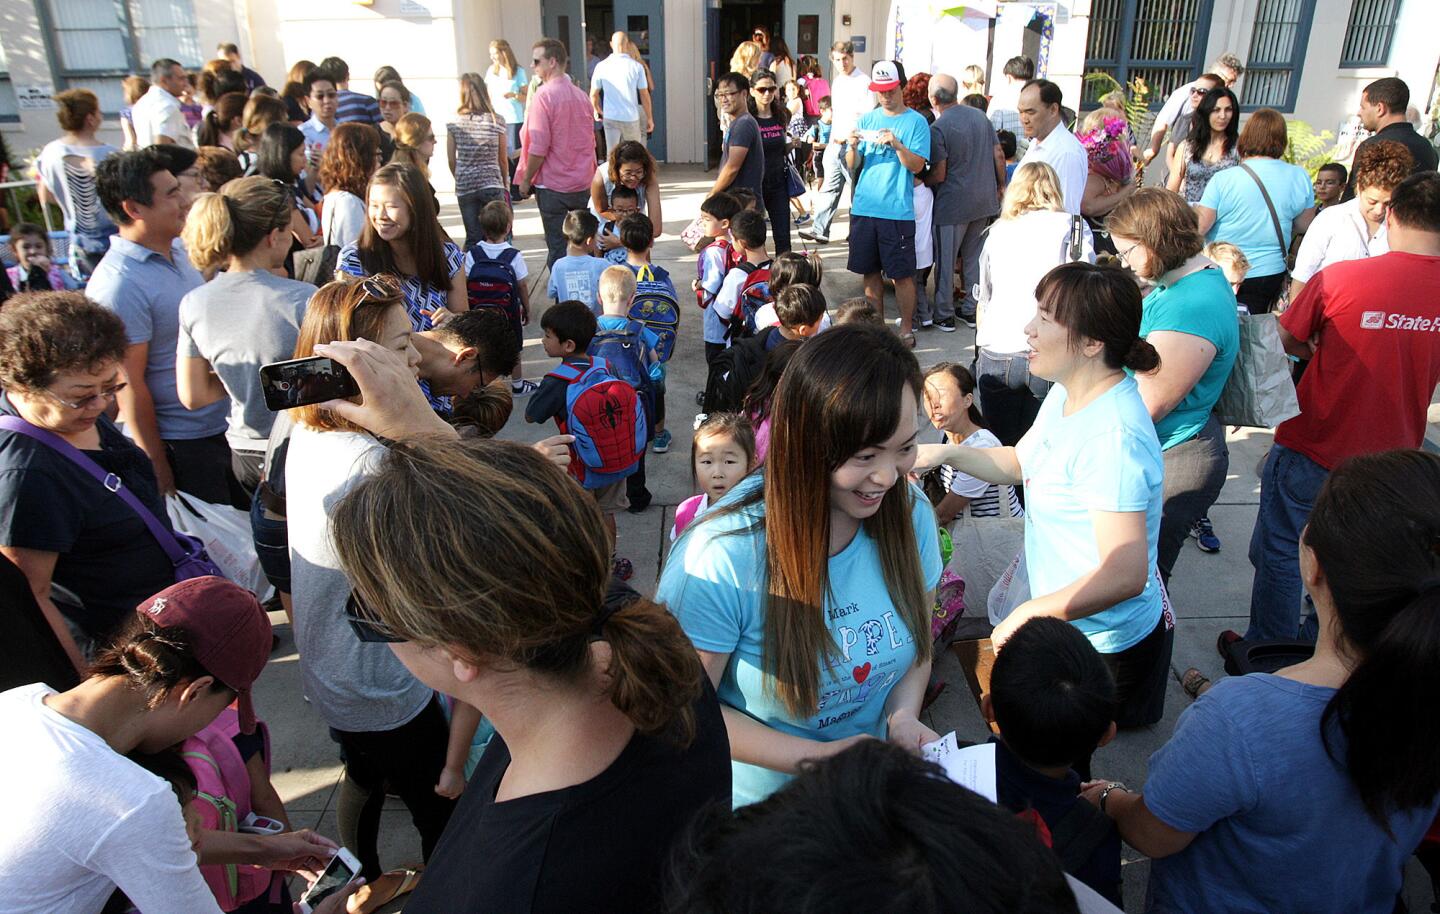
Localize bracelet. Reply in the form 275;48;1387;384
1098;781;1129;815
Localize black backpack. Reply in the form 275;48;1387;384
700;331;772;416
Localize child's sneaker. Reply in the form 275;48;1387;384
652;429;673;453
612;556;634;581
1189;516;1221;553
511;379;539;397
794;212;812;226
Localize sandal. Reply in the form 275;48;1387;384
899;331;917;349
348;865;423;914
1181;668;1212;700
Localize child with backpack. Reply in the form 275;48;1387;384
713;209;773;345
547;210;609;315
982;616;1123;907
693;191;742;365
526;300;646;578
700;282;825;420
671;412;757;541
617;212;679;454
754;250;832;333
592;265;663;514
464;199;535;396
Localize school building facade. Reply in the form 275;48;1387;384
0;0;1434;186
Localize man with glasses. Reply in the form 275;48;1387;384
1143;53;1244;172
520;39;599;269
799;41;876;245
708;72;765;201
590;31;653;150
300;68;340;170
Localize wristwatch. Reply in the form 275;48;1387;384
1098;781;1129;815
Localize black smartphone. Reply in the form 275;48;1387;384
258;356;360;411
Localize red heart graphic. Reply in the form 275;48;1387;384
852;662;871;684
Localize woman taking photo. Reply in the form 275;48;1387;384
1086;449;1440;914
329;434;729;912
0;575;355;914
448;72;509;250
339;163;465;332
918;263;1169;729
319;123;382;250
1167;85;1238;204
658;324;943;808
1195;108;1315;313
750;68;793;254
1106;189;1238;584
285;279;455;880
256;122;320;251
177;177;314;497
973;162;1095;446
589;140;663;245
485;39;527;170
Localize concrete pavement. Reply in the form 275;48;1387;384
256;165;1438;912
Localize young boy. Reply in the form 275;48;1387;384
599;186;641;264
547;209;609;315
803;96;833;187
1313;162;1347;211
982;616;1122;907
464;200;534;395
701;283;826;416
618;213;677;454
997;129;1019;184
712;209;771;356
594;265;663;513
693;191;742;364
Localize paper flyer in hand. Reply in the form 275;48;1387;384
920;732;998;803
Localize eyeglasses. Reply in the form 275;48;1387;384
1190;86;1211;97
1117;242;1142;269
532;57;545;66
714;90;740;100
355;275;400;305
345;593;406;643
41;383;127;411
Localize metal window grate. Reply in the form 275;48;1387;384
1244;0;1316;111
1084;0;1212;109
1340;0;1401;67
41;0;201;113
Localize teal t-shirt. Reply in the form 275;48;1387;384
1135;267;1240;449
656;474;943;807
1014;377;1165;653
1198;158;1313;277
851;107;932;222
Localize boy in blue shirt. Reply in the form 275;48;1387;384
547;210;609;315
617;213;676;454
803;96;833;186
594;265;662;514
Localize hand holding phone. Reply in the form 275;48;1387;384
259;356;361;411
297;848;363;914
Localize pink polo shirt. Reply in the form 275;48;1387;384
520;76;596;194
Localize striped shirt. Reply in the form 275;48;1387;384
336;89;382;126
448;113;507;195
937;428;1023;519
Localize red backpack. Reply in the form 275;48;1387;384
545;356;647;489
727;259;773;341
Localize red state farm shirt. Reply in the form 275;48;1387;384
1276;250;1440;469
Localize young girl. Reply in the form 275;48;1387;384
742;339;801;464
671;412;757;541
5;223;79;292
922;363;1024;617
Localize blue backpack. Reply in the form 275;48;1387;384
629;265;680;362
465;245;523;329
588;320;654;420
546;356;647;489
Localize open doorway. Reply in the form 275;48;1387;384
706;0;784;168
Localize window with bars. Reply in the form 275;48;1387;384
1085;0;1214;108
1340;0;1401;67
0;36;19;123
1244;0;1317;111
40;0;202;114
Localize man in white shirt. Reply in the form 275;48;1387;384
131;59;193;149
988;55;1035;159
1017;79;1088;215
800;40;877;244
1142;53;1244;168
589;31;652;150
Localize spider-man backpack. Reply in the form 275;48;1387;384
546;356;647;488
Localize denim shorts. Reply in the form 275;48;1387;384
250;490;291;595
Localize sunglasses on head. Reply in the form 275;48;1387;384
345;592;406;643
355;275;399;305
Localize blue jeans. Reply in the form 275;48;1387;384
1247;444;1330;642
458;187;507;250
975;348;1052;447
811;143;853;239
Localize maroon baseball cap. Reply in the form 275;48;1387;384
136;577;273;734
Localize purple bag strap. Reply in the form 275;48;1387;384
0;415;186;566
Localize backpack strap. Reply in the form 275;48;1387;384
1047;796;1117;875
545;357;592;384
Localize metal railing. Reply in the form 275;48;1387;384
0;179;58;235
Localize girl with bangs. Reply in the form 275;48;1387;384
657;324;943;807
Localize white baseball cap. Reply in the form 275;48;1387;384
869;60;904;92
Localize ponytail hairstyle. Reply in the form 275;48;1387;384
705;325;932;717
88;616;233;709
182;175;294;273
391;113;434;178
458;72;496;117
196;91;247;148
769;250;823;294
1308;449;1440;830
330;437;703;743
923;362;987;429
1034;262;1160;373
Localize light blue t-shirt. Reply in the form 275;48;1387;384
1144;674;1440;914
547;254;609;314
1136;267;1239;449
595;314;660;355
656;475;943;807
87;236;229;440
851;107;932;222
1013;377;1164;653
1199;158;1313;277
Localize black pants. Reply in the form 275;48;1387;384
231;448;265;499
705;342;727;365
1236;271;1287;314
1103;611;1174;729
165;433;247;510
332;697;457;880
458;187;508;250
625;380;665;508
762;177;792;255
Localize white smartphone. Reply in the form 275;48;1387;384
297;848;361;914
859;129;883;143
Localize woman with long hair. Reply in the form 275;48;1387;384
255;122;320;250
337;162;466;333
973;162;1095;445
284;279;455;881
658;324;943;808
730;40;763;82
329;435;730;910
1077;107;1136;254
390;113;441;213
1088;449;1440;914
918;263;1169;732
768;35;796;86
750;68;794;254
376;80;412;147
374;65;425;114
448;72;509;250
319;122;382;250
749;26;774;69
282;60;317;125
485;39;527;168
196;91;246;151
1167;83;1239;203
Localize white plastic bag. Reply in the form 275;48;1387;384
986;546;1030;626
166;494;270;598
949;511;1025;626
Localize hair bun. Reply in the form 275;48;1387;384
1124;338;1161;373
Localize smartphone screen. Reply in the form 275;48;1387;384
300;852;358;909
259;356;360;411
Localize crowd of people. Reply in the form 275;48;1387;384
0;30;1438;914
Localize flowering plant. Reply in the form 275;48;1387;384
1078;116;1134;185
